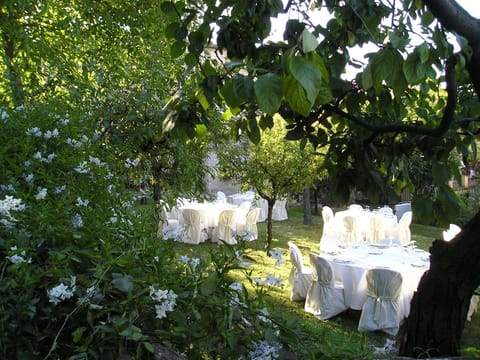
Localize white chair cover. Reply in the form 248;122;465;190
255;198;268;222
287;241;313;301
348;204;363;212
442;223;461;241
321;206;337;238
216;191;227;203
467;294;479;321
181;209;207;244
397;211;412;245
236;207;260;241
369;214;386;244
378;205;394;216
358;268;403;335
212;209;237;245
157;206;180;240
304;253;348;319
272;198;288;221
342;215;362;246
239;200;252;211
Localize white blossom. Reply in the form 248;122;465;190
47;276;77;305
149;285;178;319
269;249;284;266
26;127;42;136
34;187;48;200
75;197;90;207
44;128;59;139
74;161;90;174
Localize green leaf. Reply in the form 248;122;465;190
72;327;87;344
403;53;425;84
432;161;450;184
289;56;322;105
170;41;186;59
417;43;430;63
120;325;143;341
247;117;261;144
283;74;312;117
143;342;155;353
233;77;254;103
221;79;242;108
165;22;180;39
111;274;134;293
200;273;218;296
300;29;318;53
174;26;188;41
254;73;283;115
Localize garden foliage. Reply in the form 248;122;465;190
0;103;297;359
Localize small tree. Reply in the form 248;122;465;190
218;115;320;249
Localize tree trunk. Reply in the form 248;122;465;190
303;186;312;225
266;199;275;251
399;209;480;357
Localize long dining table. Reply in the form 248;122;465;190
321;243;430;318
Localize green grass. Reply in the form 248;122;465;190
154;204;479;358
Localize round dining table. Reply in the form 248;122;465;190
321;243;430;317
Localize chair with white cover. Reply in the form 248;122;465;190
369;214;387;244
348;204;363;212
216;191;227;203
255;198;268;222
342;215;362;246
272;198;288;221
321;206;336;238
305;253;348;319
239;200;252;212
378;205;394;216
212;209;237;245
287;241;313;301
442;223;462;241
157;206;180;240
236;207;260;241
181;208;207;244
396;211;413;245
358;268;404;336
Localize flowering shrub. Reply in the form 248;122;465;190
0;103;297;358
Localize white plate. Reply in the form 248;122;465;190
368;250;383;255
333;258;352;263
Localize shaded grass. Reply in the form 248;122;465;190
154;204;479;358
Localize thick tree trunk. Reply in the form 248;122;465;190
303;186;312;225
399;210;480;357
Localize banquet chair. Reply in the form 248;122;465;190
348;204;363;212
236;207;260;241
239;200;252;212
321;206;337;238
378;205;394;216
442;223;462;241
216;191;227;203
272;198;288;221
342;215;362;246
255;198;268;222
369;214;387;244
304;253;348;319
287;241;313;301
157;206;180;240
181;208;208;244
212;209;237;245
384;211;412;246
358;268;403;336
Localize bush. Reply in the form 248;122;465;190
0;103;298;359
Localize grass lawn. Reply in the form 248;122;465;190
158;204;480;359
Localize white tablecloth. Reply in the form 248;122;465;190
227;191;255;206
322;244;429;317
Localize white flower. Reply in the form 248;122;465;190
248;341;281;360
26;127;42;136
149;286;177;319
269;249;284;266
24;173;34;185
6;251;32;264
34;187;48;200
60;119;69;126
75;197;90;207
125;158;140;168
257;274;283;287
190;257;200;270
89;156;105;167
229;282;243;292
74;161;90;174
72;213;83;229
33;151;42;160
179;255;190;264
47;276;76;305
44;128;59;139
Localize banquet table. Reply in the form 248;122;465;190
178;201;248;238
322;243;430;317
227;191;255;206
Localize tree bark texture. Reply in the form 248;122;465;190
399;210;480;357
303;186;312;225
